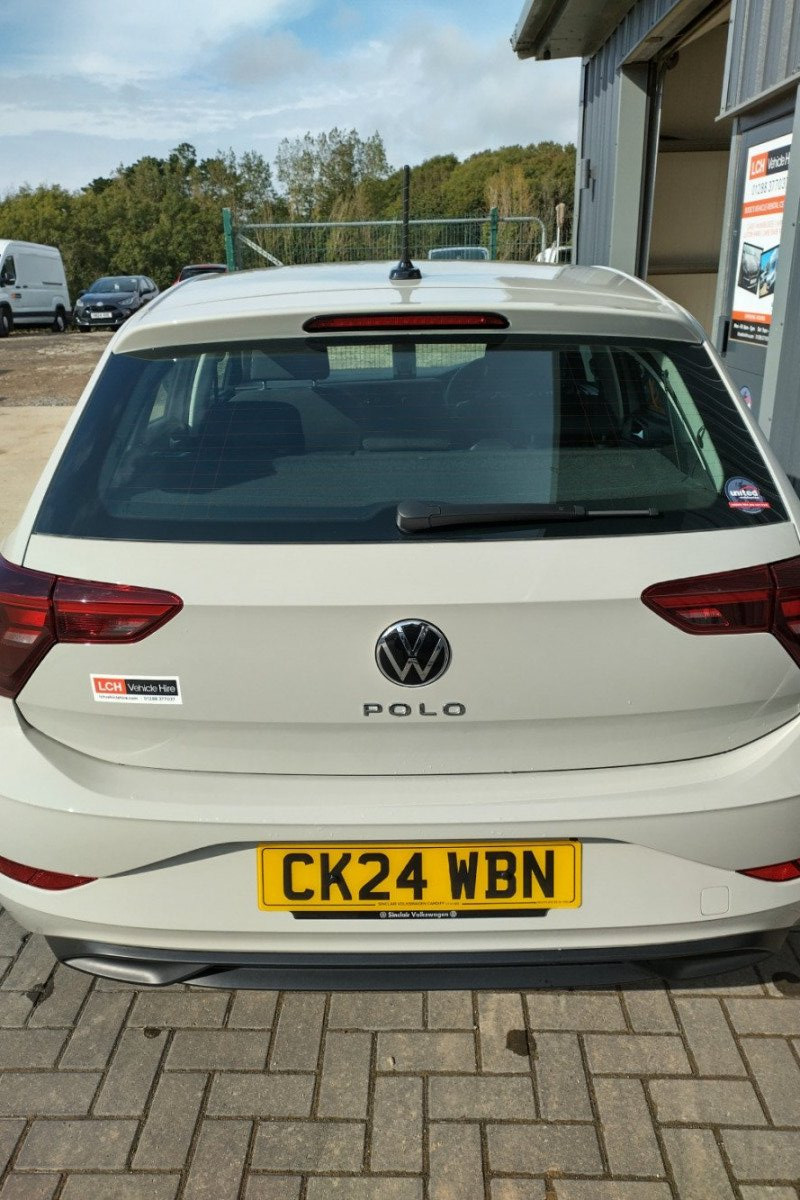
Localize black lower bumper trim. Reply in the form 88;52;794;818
47;928;791;989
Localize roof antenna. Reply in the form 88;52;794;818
390;165;421;281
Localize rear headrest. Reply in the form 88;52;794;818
247;348;329;382
201;399;305;455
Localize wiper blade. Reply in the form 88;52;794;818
397;500;660;532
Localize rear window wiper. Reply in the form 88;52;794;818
397;500;660;532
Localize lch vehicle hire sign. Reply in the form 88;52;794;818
731;134;792;346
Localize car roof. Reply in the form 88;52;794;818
115;261;703;351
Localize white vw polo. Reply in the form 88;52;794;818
1;259;799;987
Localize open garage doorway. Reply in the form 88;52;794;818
643;6;732;334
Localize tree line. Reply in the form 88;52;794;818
0;131;575;296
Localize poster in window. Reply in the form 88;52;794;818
730;133;792;345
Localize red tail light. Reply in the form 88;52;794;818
738;859;800;882
0;555;182;699
0;854;95;890
53;578;182;642
642;556;800;668
0;559;56;700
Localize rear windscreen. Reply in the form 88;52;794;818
34;334;788;543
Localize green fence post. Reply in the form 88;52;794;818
489;207;499;260
222;208;236;271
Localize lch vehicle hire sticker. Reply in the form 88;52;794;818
724;477;771;512
91;675;182;704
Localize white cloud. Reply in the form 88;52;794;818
12;0;319;83
0;2;580;194
212;32;315;88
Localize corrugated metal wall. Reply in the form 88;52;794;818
580;53;618;263
724;0;800;112
578;0;684;262
609;0;687;56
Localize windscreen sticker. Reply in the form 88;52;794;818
724;477;770;512
91;675;182;704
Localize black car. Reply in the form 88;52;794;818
74;275;159;331
175;263;228;283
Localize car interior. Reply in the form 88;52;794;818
108;339;717;501
34;331;782;545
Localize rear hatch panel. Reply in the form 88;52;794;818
19;526;800;774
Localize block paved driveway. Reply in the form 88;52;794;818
0;914;798;1199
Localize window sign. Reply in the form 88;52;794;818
730;134;792;345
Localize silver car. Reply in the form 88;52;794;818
1;260;799;988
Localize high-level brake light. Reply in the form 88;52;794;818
303;312;509;332
642;557;800;667
0;555;182;699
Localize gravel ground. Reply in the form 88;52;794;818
0;331;108;537
0;329;111;407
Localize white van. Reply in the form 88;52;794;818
0;240;71;336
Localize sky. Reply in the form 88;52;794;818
0;0;580;195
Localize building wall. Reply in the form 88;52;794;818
577;0;686;264
567;0;800;475
579;53;621;265
588;0;687;69
724;0;800;112
578;0;800;266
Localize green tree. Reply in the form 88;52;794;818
0;137;576;291
275;128;392;219
521;141;576;241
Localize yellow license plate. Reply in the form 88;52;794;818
257;840;581;915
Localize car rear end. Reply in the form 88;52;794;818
1;262;799;987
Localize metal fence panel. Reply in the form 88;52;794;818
224;213;550;270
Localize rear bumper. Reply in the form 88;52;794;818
4;703;800;877
1;703;800;977
74;313;129;330
48;928;792;989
